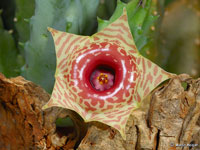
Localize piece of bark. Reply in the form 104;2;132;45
0;73;87;150
78;74;200;150
0;73;200;150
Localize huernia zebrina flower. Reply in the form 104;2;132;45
43;8;173;139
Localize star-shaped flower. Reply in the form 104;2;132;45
43;8;173;139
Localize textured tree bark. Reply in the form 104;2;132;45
0;73;87;150
0;73;200;150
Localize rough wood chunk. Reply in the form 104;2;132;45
0;74;86;150
0;73;200;150
78;74;200;150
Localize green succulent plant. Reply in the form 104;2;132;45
0;16;21;77
22;0;100;93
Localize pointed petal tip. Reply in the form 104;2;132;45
42;98;58;110
168;72;177;78
120;6;128;19
137;56;176;100
119;129;126;140
47;27;53;32
121;7;128;21
42;104;49;110
47;27;59;37
122;7;127;14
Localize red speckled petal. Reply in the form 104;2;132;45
136;56;175;102
43;8;174;140
94;9;137;55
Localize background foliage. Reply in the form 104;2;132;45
0;0;200;93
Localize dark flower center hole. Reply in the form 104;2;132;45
90;65;115;91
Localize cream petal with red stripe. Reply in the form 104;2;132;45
43;8;174;140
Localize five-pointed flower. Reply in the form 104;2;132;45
43;9;173;139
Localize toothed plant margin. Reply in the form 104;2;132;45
0;16;21;77
15;0;35;56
